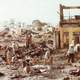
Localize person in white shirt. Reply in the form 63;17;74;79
74;43;80;53
67;45;75;63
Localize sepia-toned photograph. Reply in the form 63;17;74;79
0;0;80;80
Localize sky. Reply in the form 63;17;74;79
0;0;80;25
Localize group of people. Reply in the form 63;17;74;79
67;42;80;63
0;31;55;75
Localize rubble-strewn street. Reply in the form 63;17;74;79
0;1;80;80
0;48;80;80
0;17;80;80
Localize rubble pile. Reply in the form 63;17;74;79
0;29;56;80
0;21;80;80
0;45;80;80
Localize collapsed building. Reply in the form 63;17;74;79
20;20;58;49
0;20;61;49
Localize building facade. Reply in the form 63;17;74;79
59;4;80;48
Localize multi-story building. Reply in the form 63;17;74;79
59;4;80;48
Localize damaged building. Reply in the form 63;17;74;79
58;4;80;48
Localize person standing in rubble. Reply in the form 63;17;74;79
44;48;50;64
23;59;31;74
11;41;19;55
26;32;32;48
67;45;75;63
74;43;80;60
5;46;12;65
74;43;80;53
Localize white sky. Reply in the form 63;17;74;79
0;0;80;25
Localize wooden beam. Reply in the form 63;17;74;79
63;5;80;9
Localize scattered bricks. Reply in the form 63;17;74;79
30;68;41;75
69;69;80;76
63;76;70;80
0;72;5;77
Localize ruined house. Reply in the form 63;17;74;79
59;4;80;48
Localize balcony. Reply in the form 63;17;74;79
60;15;80;25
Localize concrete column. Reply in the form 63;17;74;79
60;27;64;48
69;31;73;45
53;32;55;48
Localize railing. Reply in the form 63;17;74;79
61;19;80;24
